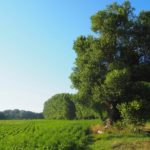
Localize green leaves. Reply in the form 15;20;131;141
117;100;143;126
102;69;130;101
70;1;150;123
43;93;76;120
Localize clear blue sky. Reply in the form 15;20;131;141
0;0;149;112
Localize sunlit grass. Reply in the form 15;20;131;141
89;121;150;150
0;119;99;150
0;120;149;150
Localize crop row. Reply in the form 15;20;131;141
0;120;99;150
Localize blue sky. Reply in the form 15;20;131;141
0;0;149;112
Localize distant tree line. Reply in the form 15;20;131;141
0;109;43;120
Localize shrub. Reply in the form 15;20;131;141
117;100;144;128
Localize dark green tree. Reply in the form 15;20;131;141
0;109;43;120
0;112;5;120
43;93;76;120
70;1;150;124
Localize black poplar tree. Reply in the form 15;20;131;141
70;1;150;124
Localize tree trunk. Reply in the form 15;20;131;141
105;102;120;127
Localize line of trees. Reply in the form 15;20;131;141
43;93;100;120
0;109;43;120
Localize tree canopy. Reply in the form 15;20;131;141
70;1;150;124
43;93;76;120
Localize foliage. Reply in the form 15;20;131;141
43;93;76;119
70;1;150;123
43;93;100;120
117;100;144;127
75;103;100;119
0;112;5;119
0;109;43;120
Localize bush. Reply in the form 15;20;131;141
117;100;144;128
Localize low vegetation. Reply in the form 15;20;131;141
90;122;150;150
0;120;99;150
0;120;149;150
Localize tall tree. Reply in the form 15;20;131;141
43;93;76;120
70;1;150;124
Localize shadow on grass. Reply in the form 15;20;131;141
100;131;150;141
112;141;150;150
85;130;150;150
85;126;150;150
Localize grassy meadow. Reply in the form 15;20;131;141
0;120;150;150
90;122;150;150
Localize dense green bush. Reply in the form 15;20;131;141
117;100;144;127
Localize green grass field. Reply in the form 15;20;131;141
0;120;150;150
